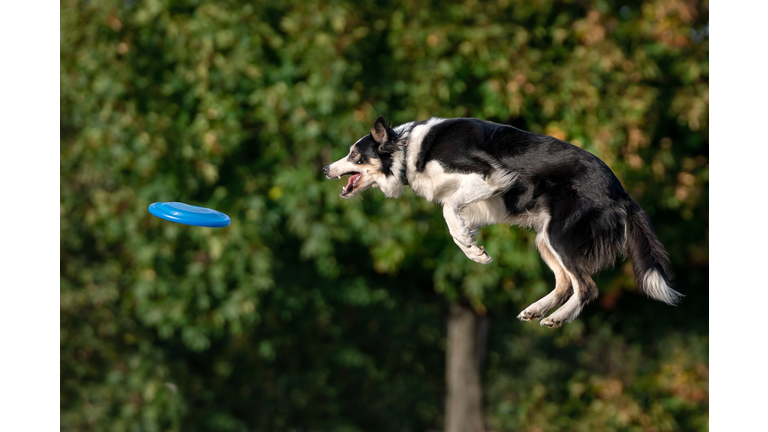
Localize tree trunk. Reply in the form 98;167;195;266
445;303;486;432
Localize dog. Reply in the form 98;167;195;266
323;116;681;327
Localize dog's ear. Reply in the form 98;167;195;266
371;116;399;155
371;116;391;144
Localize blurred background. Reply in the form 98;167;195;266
60;0;708;431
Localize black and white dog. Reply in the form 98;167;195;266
323;116;681;327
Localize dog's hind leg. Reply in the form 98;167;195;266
517;235;573;321
526;210;599;327
540;271;599;328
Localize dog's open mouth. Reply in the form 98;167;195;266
339;172;362;196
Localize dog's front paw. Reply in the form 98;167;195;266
466;245;493;265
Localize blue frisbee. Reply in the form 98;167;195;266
148;202;231;228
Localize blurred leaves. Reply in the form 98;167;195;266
61;0;708;430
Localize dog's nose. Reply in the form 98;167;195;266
322;165;329;175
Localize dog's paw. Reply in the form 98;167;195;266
466;246;493;265
517;309;542;322
540;317;563;328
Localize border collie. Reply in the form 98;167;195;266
323;116;681;327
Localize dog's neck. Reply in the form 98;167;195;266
378;145;407;198
378;123;414;198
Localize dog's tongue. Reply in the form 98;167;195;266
345;173;362;193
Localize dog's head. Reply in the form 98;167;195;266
323;116;403;198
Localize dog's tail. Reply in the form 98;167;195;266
626;199;682;305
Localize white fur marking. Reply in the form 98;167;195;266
460;196;510;228
642;270;682;305
393;121;415;135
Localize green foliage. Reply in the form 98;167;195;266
61;0;708;430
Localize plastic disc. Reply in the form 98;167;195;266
148;202;231;228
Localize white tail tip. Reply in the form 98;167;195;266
642;270;683;305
